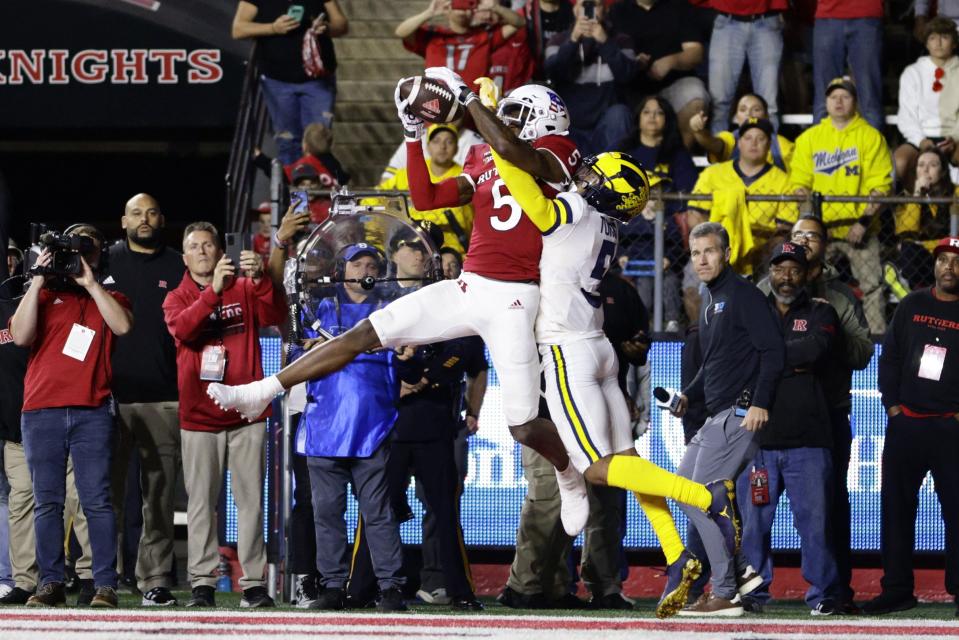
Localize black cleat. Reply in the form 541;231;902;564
185;585;216;608
309;587;346;610
0;587;34;605
375;587;407;612
450;596;485;611
861;592;917;615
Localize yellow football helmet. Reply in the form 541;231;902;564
575;152;651;221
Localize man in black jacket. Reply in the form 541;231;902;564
103;193;185;606
738;241;841;616
866;236;959;617
672;222;785;617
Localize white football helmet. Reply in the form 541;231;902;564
496;84;570;141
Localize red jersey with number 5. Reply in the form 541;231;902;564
405;25;509;88
461;135;580;281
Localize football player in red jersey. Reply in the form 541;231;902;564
208;70;594;536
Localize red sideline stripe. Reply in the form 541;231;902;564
5;627;468;638
4;612;959;636
468;564;957;602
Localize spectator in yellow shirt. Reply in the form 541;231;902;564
378;124;474;255
689;93;795;172
891;147;959;291
687;118;797;278
789;77;893;334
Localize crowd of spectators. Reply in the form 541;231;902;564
367;0;959;336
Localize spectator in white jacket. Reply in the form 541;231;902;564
895;17;959;190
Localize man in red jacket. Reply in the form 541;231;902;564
10;224;133;609
162;221;286;609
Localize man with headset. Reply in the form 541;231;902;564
9;224;133;608
292;243;410;613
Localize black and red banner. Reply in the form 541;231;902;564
0;0;248;128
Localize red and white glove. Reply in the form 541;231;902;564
394;77;425;141
424;66;477;107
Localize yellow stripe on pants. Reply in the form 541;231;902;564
550;345;600;464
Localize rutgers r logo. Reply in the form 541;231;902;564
793;319;808;332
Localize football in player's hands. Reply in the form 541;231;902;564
397;76;462;124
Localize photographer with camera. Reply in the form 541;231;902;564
9;224;133;608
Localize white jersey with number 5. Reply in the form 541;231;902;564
536;191;619;345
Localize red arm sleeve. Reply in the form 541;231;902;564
163;286;219;344
250;276;288;328
406;141;464;210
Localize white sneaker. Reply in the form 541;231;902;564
555;464;589;537
737;565;763;597
292;574;318;609
416;588;450;605
0;584;13;600
207;376;283;421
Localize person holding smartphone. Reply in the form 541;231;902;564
543;0;638;156
161;222;286;609
231;0;349;166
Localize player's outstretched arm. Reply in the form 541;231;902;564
489;149;567;234
424;67;568;184
395;77;473;210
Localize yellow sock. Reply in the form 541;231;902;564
634;493;684;565
607;455;711;511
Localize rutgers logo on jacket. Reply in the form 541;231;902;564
204;302;245;338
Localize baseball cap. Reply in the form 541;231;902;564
389;227;426;254
933;236;959;256
825;76;857;99
255;201;270;214
769;241;808;268
341;243;380;262
291;163;320;184
738;117;774;139
427;123;459;142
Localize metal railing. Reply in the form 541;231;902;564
225;42;268;234
637;191;959;333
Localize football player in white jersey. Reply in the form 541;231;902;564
489;148;741;618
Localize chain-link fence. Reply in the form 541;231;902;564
267;179;959;337
622;191;959;335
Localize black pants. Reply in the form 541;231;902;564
880;413;959;598
289;415;319;576
349;438;473;600
828;409;854;602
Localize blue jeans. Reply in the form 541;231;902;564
21;405;117;588
737;447;839;608
569;103;634;157
812;18;883;130
708;13;783;133
260;74;337;165
0;443;11;588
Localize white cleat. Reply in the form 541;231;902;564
206;376;282;421
555;464;589;537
